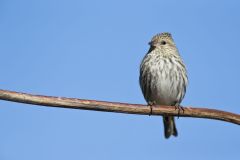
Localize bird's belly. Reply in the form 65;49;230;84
140;55;187;106
151;82;178;105
149;71;181;106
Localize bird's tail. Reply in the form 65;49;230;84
163;116;178;139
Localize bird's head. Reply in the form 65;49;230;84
149;32;176;51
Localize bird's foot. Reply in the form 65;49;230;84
175;105;184;118
148;101;156;116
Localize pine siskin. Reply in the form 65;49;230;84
139;32;188;138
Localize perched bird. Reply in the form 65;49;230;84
139;32;188;138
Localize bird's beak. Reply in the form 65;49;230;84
148;41;153;46
148;41;156;46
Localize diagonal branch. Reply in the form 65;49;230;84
0;89;239;125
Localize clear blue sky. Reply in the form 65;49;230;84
0;0;239;160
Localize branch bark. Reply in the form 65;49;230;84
0;89;239;125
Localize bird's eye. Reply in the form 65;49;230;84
161;41;166;45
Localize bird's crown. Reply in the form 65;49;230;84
151;32;173;42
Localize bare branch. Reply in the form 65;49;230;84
0;89;239;125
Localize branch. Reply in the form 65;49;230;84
0;89;239;125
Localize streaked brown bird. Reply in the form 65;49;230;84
139;32;188;138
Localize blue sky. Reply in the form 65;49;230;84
0;0;239;160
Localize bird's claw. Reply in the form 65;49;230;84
148;101;155;116
175;105;184;118
149;105;153;116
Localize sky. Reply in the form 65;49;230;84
0;0;240;160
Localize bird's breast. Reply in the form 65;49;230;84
140;54;186;105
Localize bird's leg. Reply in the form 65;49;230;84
148;101;156;116
175;104;184;118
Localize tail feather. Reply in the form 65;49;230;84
163;116;178;139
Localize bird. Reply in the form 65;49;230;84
139;32;188;138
